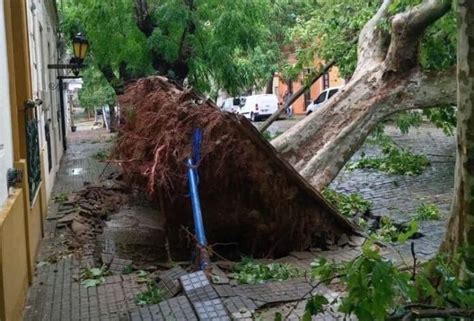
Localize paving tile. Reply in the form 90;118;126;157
193;298;230;321
179;271;210;292
137;295;198;321
222;296;262;313
156;275;181;299
158;265;187;281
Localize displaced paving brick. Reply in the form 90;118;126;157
193;298;230;321
180;271;210;291
157;265;187;281
156;275;181;299
222;296;263;313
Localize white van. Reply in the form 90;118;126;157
306;87;341;115
238;94;278;122
220;97;241;113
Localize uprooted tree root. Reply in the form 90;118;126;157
114;76;358;259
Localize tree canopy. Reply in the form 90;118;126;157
58;0;313;98
289;0;456;77
78;67;116;112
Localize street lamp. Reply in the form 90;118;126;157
72;33;89;64
70;33;89;76
47;33;89;150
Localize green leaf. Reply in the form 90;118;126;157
397;220;418;244
81;278;103;288
304;295;328;316
354;306;374;321
301;310;312;321
89;268;103;277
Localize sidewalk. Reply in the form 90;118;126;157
22;122;453;321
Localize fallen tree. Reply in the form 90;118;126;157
114;77;358;259
272;0;456;190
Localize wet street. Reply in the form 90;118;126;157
265;117;454;260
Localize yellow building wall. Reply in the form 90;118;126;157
2;2;48;320
0;189;30;321
15;160;44;279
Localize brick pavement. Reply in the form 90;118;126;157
23;123;455;320
331;124;454;259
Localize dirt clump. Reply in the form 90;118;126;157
56;180;129;253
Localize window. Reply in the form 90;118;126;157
323;72;330;89
232;98;241;106
328;89;339;99
313;91;327;104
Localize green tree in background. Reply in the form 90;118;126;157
78;67;116;114
58;0;308;96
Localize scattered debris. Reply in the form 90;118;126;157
80;265;111;288
53;192;69;204
347;138;430;176
322;188;371;218
52;179;129;254
229;260;301;284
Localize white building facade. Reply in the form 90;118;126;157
0;1;15;207
26;0;65;198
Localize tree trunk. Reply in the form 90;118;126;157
441;0;474;284
265;75;274;94
273;66;455;189
272;0;454;190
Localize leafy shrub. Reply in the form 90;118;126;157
322;188;371;217
371;217;419;244
53;192;69;204
80;266;111;288
122;265;134;275
394;111;422;134
230;260;300;284
136;283;163;305
414;203;441;220
349;133;429;175
348;144;429;175
94;149;109;161
309;242;474;320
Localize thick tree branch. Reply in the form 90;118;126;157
354;0;393;77
386;66;456;114
384;0;451;73
396;308;474;320
273;65;456;190
177;0;195;62
98;63;134;96
134;0;156;37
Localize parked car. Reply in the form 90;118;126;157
306;87;341;115
238;94;278;122
220;97;242;113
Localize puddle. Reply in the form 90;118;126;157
70;168;83;175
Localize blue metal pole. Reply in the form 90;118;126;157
187;158;207;247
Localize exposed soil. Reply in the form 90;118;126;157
113;76;358;259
